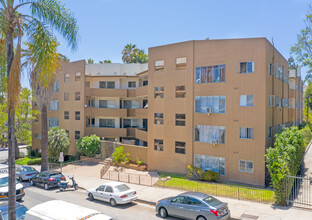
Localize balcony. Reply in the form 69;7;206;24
126;128;148;142
85;107;127;117
127;109;148;118
85;127;127;137
85;88;127;98
127;86;148;97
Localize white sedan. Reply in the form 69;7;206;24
87;182;137;207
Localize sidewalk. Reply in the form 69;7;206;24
63;172;312;220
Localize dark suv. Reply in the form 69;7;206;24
30;171;65;190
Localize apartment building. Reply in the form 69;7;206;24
147;38;302;186
32;38;303;186
32;62;149;156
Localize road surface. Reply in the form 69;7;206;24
0;145;27;162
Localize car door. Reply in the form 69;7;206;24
16;168;21;179
40;173;48;187
182;196;204;220
94;185;106;201
33;173;41;185
167;196;187;218
102;186;114;202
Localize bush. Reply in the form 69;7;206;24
202;170;220;182
30;150;36;157
136;158;143;166
186;165;204;180
48;127;70;162
26;145;32;156
27;158;42;165
65;155;77;162
19;152;25;158
36;152;41;157
112;146;130;163
300;125;312;147
76;135;100;157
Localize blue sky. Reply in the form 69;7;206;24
21;0;311;87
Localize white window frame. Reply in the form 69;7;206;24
239;127;254;139
155;60;164;71
239;160;254;173
239;61;254;74
128;81;136;88
75;72;81;81
176;57;187;68
239;95;254;107
49;100;59;111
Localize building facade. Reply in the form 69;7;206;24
32;38;303;186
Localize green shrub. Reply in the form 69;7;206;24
27;158;42;165
16;157;31;165
48;127;70;162
300;125;312;147
30;150;36;157
76;135;100;157
19;152;25;158
136;158;143;166
112;146;130;163
186;165;204;180
202;170;220;182
26;145;32;156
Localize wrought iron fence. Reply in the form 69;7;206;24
102;170;157;186
286;175;312;208
48;158;98;172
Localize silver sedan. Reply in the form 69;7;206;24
156;192;231;220
16;166;39;181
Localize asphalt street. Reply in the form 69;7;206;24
20;181;178;220
0;146;27;162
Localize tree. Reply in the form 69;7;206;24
304;82;312;122
76;135;100;157
266;127;305;205
48;127;69;162
99;59;111;63
87;59;94;64
291;5;312;82
136;49;148;64
0;1;78;218
122;43;139;63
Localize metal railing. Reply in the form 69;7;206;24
102;170;157;186
48;158;98;172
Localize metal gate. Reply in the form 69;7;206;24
286;175;312;208
100;140;116;158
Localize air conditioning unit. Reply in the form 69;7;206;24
206;107;212;114
211;139;219;145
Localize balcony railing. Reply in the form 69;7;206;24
85;107;127;117
85;127;127;137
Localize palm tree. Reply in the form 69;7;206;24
136;49;148;64
0;1;78;218
48;127;69;162
122;43;139;63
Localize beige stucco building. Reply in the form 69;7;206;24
32;38;303;186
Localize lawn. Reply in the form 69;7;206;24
16;157;41;165
155;172;275;204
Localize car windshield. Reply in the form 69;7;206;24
50;173;63;179
114;184;130;192
1;206;28;220
203;196;222;206
23;167;36;172
0;177;18;187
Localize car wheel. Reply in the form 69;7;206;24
196;216;206;220
44;183;49;190
88;193;94;201
159;207;168;218
110;198;117;207
30;180;34;186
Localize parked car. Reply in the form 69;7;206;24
0;201;28;220
0;174;25;201
16;166;39;182
30;171;65;190
87;182;137;206
25;200;112;220
156;192;231;220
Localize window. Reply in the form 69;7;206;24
275;96;280;107
128;81;136;88
34;133;41;140
195;96;226;113
171;196;186;204
268;63;273;75
185;197;202;206
105;186;113;193
64;73;69;82
282;98;289;107
154;113;163;125
123;100;140;109
176;86;186;98
154;139;163;151
54;82;59;92
75;131;80;140
194;125;225;144
176;57;186;68
85;81;90;88
75;92;80;101
154;87;164;98
99;81;115;89
99;100;117;108
175;141;185;154
269;95;275;107
75;72;81;81
99;119;115;128
239;127;254;139
239;160;254;173
49;100;59;111
195;64;226;84
143;80;148;86
64;111;69;120
48;118;59;128
75;111;80;120
194;154;225;175
268;127;272;139
239;95;254;107
86;117;95;127
239;62;254;73
123;118;139;128
64;92;69;101
175;114;186;126
155;60;164;71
